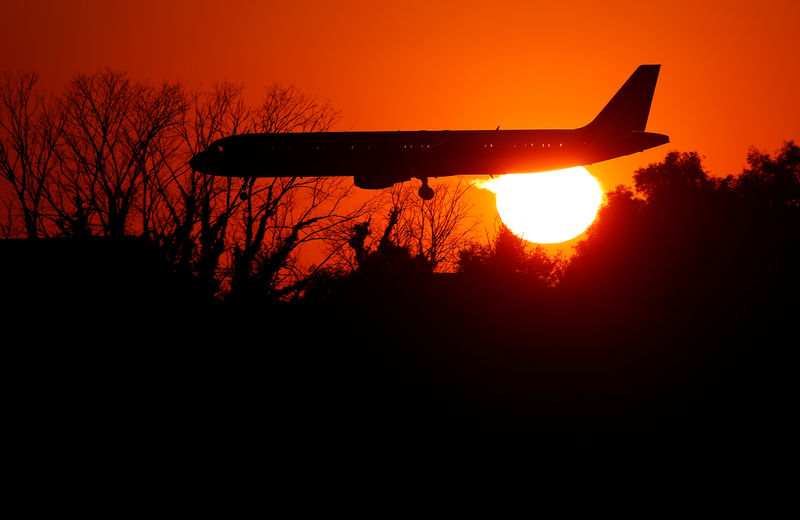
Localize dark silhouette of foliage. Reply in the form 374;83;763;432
458;224;564;287
3;70;797;463
738;140;800;207
633;150;713;200
392;179;479;271
327;180;480;275
290;144;798;458
0;71;375;303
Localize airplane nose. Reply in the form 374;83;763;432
189;151;208;172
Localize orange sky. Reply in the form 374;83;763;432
2;0;798;246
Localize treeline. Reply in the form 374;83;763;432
0;70;479;303
282;141;799;456
8;69;795;312
5;68;799;459
306;141;799;304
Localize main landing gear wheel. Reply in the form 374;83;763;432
418;178;435;200
238;177;255;200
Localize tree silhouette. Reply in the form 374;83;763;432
458;223;563;287
633;150;713;200
4;101;799;458
393;178;479;271
737;140;800;208
563;145;800;377
0;71;62;238
331;178;480;276
150;81;249;300
48;69;185;239
0;71;384;302
331;187;409;275
224;84;373;302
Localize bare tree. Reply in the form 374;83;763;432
326;178;480;276
393;178;479;271
144;81;250;299
229;175;373;300
49;69;184;239
145;80;372;301
312;187;399;276
0;197;14;238
0;71;62;238
131;81;187;238
253;83;340;134
0;70;395;302
225;84;376;301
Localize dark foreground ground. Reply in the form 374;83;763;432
4;238;796;480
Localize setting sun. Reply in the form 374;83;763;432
479;167;603;244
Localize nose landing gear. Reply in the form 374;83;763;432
238;177;255;200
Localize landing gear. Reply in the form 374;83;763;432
418;177;435;200
238;177;255;200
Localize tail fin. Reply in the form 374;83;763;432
583;65;660;133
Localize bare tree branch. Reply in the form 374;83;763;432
0;71;62;238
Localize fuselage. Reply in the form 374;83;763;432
190;127;669;190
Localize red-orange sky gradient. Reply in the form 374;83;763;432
3;0;798;246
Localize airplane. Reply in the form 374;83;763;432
189;65;668;200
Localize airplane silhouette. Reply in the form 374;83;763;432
189;65;668;200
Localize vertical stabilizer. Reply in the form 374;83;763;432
583;65;660;133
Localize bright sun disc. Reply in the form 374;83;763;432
479;167;603;244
